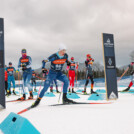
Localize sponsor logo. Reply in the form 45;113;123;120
7;68;14;72
108;58;112;66
104;38;114;47
109;92;117;99
0;31;3;37
21;58;29;63
53;59;66;64
106;57;115;69
71;63;75;66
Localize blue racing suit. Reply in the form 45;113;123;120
18;56;32;94
50;79;58;89
6;67;16;91
39;52;70;98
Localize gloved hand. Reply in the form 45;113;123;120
67;61;71;66
42;59;48;63
22;67;27;71
131;71;134;75
16;69;19;73
42;68;47;73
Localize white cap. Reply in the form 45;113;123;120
59;43;67;51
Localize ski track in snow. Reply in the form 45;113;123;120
1;80;134;134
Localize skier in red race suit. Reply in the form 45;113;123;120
68;57;78;93
123;62;134;92
83;54;96;94
5;65;9;94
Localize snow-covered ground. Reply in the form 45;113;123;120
0;78;134;134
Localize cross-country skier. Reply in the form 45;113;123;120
83;54;96;94
18;49;33;100
68;57;78;93
50;79;60;93
122;62;134;92
31;70;37;92
32;44;74;107
4;65;9;95
6;62;17;95
42;65;49;79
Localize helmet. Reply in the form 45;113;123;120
21;49;27;53
9;62;12;65
71;57;74;60
87;54;91;57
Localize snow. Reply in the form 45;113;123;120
1;79;134;134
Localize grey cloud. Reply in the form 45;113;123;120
0;0;134;69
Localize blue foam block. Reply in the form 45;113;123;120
76;89;83;93
52;90;57;92
0;112;40;134
44;92;55;97
33;92;38;95
88;94;105;101
67;93;80;99
96;89;106;93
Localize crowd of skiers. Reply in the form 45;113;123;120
5;44;134;107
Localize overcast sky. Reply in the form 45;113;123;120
0;0;134;69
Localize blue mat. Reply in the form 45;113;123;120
96;89;106;93
44;92;55;97
88;94;105;101
76;89;83;93
33;92;38;95
0;112;40;134
67;93;80;99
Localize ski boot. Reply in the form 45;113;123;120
72;88;76;93
91;89;97;94
31;98;41;108
34;88;37;92
50;88;53;93
122;87;130;92
68;88;71;93
63;93;75;104
6;90;11;97
28;91;33;99
18;94;26;100
56;88;60;93
82;88;88;94
13;89;16;95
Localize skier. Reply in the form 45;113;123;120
122;62;134;92
31;70;37;92
32;44;74;107
6;62;16;95
18;49;33;100
83;54;96;94
4;65;9;95
68;57;78;93
50;79;60;93
42;64;49;79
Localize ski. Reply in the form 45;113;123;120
118;90;134;93
17;106;32;115
50;101;112;106
6;99;35;103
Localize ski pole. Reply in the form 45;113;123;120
18;71;21;96
117;67;129;82
37;73;45;97
58;82;64;103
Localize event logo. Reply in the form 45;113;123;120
108;58;112;66
104;38;114;47
109;92;117;99
106;57;115;69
